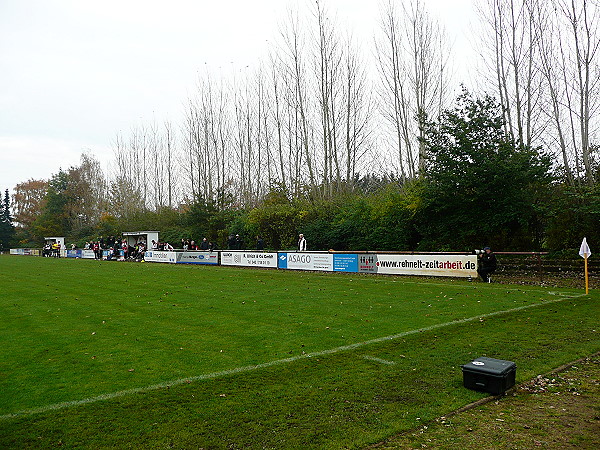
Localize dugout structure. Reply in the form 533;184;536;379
122;231;159;248
44;236;66;257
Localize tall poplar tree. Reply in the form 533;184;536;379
0;189;15;250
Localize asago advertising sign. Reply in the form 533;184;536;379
221;251;278;268
144;251;177;263
177;252;218;265
278;252;334;271
374;254;477;278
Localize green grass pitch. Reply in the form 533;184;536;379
0;255;598;448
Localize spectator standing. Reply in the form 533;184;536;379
52;241;60;257
256;236;264;251
235;234;244;250
298;234;307;252
477;247;497;283
200;238;209;250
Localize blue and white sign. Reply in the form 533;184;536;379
144;251;177;263
333;254;359;272
177;251;218;265
278;252;333;272
278;252;288;269
67;250;82;258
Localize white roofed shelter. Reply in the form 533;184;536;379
44;236;65;248
44;236;66;257
122;231;159;248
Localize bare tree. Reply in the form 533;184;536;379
279;8;317;193
110;132;145;218
342;35;373;187
376;0;451;178
558;0;600;183
163;120;177;208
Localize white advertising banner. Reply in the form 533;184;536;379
220;251;278;268
144;251;177;263
374;254;477;278
278;252;334;272
177;251;218;265
81;249;96;259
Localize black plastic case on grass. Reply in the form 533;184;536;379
461;356;517;395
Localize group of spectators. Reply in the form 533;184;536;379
84;236;147;261
42;242;62;257
226;234;268;251
181;238;217;251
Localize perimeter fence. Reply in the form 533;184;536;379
6;248;596;288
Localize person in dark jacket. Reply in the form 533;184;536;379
235;234;244;250
200;237;209;251
227;234;236;250
477;247;497;282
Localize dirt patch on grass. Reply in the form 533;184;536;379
373;354;600;449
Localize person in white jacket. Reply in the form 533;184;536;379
298;234;307;252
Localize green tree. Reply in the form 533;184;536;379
247;189;307;250
31;170;71;239
418;89;552;251
0;189;15;249
545;183;600;251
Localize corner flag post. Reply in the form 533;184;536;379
579;238;592;295
584;253;589;295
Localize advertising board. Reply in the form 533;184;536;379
10;248;41;256
101;249;125;260
81;249;96;259
177;251;218;265
221;251;278;268
144;251;178;263
67;250;82;258
358;254;378;273
374;254;477;278
333;254;359;272
278;252;334;271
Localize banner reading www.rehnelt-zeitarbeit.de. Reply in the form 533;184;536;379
370;254;477;277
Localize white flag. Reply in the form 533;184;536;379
579;237;592;258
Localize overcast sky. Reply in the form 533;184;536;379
0;0;477;193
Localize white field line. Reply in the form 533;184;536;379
362;355;396;365
0;292;587;421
